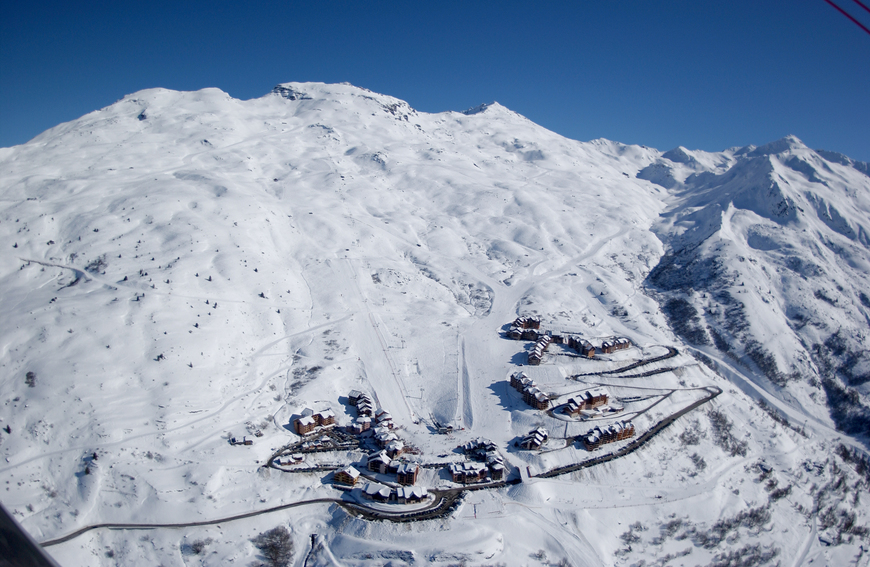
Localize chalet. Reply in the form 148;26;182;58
564;390;609;416
362;482;392;502
317;409;335;426
614;337;631;350
355;393;375;417
579;340;595;358
294;408;336;435
527;335;552;365
375;410;393;428
367;450;392;474
581;420;635;450
294;415;317;435
375;429;398;447
601;340;615;354
449;462;488;484
512;316;541;330
385;439;405;458
520;427;549;450
519;375;535;391
395;463;419;485
357;399;374;417
397;485;428;504
334;466;361;486
583;429;602;451
510;371;529;389
347;416;373;434
523;386;549;410
461;437;497;457
489;462;505;481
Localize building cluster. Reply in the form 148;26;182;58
580;420;636;450
347;390;375;434
361;482;428;504
563;390;608;416
520;427;549;450
509;372;550;410
527;335;552;365
505;316;633;363
454;438;506;482
566;336;596;358
274;453;305;466
507;316;542;340
294;408;336;436
365;450;420;484
334;465;361;486
601;337;631;354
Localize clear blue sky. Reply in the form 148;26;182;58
2;1;869;161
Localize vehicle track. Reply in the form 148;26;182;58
535;386;722;478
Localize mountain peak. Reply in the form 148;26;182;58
747;134;806;157
462;102;503;115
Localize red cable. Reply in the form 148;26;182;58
851;0;870;16
823;0;870;36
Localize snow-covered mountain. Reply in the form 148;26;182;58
1;82;868;566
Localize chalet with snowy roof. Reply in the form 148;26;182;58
367;450;392;474
489;462;505;481
347;415;372;435
527;335;552;365
375;428;398;448
397;486;428;504
375;409;393;428
581;420;635;450
449;462;488;484
520;427;549;450
294;415;317;435
564;390;609;416
385;439;405;458
334;465;361;486
348;390;365;405
395;463;419;485
508;317;543;340
362;482;392;502
353;392;375;417
513;316;541;330
293;408;336;435
522;385;549;410
510;371;528;389
566;336;596;358
318;409;335;426
614;337;631;350
461;438;497;456
601;340;615;354
511;374;534;392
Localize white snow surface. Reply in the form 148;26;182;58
1;82;868;566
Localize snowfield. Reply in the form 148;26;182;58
1;82;868;566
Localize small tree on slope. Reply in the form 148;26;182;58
251;526;293;567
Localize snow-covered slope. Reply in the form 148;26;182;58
1;82;868;566
645;135;870;434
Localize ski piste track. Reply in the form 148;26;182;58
39;344;721;547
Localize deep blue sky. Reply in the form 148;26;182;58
2;1;869;160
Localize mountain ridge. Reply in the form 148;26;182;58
1;81;868;566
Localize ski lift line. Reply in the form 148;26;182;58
823;0;870;36
852;0;870;15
